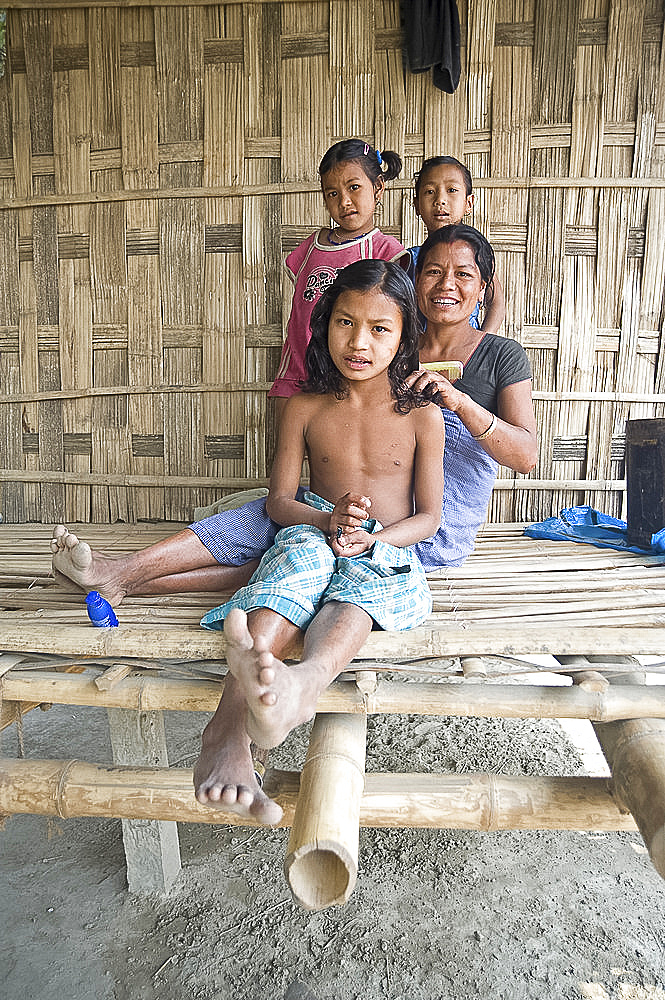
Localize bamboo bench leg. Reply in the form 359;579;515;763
557;654;665;880
107;708;181;893
589;660;665;880
284;712;367;911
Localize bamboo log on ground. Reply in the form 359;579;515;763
284;713;367;911
3;669;665;722
0;758;638;835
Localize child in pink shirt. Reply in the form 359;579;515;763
270;139;407;405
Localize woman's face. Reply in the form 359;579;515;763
416;241;485;326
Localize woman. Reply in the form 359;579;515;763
51;225;536;599
407;223;537;568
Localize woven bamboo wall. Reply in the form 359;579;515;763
0;0;663;526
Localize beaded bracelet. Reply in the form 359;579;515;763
473;413;498;441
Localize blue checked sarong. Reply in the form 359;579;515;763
413;410;498;569
200;492;431;633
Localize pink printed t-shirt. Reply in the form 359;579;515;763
269;228;406;398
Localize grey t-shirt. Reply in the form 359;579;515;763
453;333;532;413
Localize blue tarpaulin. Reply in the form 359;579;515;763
524;505;665;556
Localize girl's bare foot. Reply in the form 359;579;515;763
223;608;319;749
193;685;283;826
50;525;126;605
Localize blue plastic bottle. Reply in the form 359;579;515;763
85;591;119;627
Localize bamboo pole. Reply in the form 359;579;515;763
284;713;367;910
556;655;665;878
3;670;665;722
0;178;663;215
0;758;637;834
2;385;665;407
2;622;665;659
593;718;665;879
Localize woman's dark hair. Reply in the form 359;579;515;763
318;139;402;185
415;224;495;293
302;259;426;413
414;155;473;197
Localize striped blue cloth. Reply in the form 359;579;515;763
200;493;431;632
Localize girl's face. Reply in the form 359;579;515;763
414;164;474;232
327;287;403;382
321;162;383;238
416;241;485;326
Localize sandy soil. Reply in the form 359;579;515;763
2;692;665;1000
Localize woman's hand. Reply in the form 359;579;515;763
405;369;462;410
329;492;372;555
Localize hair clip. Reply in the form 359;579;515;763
363;143;370;155
376;150;383;166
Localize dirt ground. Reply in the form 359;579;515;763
2;684;665;1000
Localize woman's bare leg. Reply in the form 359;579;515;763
51;525;257;605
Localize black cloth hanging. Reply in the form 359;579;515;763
400;0;461;94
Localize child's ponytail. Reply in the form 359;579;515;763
319;138;402;186
377;149;402;182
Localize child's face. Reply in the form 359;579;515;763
327;287;403;382
416;240;485;326
414;164;474;232
321;162;383;237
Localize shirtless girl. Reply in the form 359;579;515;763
51;260;443;824
191;259;443;823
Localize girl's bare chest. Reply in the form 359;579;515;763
306;415;415;473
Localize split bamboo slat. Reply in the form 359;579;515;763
0;1;663;524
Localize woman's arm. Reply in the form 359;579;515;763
480;274;505;334
405;371;537;474
453;378;537;473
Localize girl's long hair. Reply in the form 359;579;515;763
302;260;426;414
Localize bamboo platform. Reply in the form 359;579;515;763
1;520;665;909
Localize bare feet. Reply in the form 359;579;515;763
223;607;319;750
50;525;126;605
193;681;283;826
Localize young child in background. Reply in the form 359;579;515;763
408;155;505;333
194;260;444;823
269;138;407;421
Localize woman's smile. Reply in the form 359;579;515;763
417;240;484;324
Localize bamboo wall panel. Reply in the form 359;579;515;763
0;0;663;525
